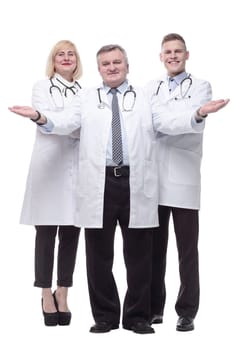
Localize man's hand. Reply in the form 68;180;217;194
198;99;230;117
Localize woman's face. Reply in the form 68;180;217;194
54;47;77;81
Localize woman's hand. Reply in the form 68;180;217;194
8;106;38;119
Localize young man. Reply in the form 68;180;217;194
147;33;220;331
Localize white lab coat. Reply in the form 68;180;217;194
20;76;80;225
146;74;212;209
43;83;204;228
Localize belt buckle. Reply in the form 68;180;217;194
114;166;122;177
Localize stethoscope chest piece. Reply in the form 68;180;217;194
98;102;105;109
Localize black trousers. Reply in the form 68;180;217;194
85;167;154;327
151;205;199;319
34;225;80;288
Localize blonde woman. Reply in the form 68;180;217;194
20;40;82;326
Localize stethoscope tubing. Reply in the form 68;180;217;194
49;77;81;108
156;74;192;99
97;85;136;111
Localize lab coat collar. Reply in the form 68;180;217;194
54;73;77;87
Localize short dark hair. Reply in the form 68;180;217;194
161;33;187;50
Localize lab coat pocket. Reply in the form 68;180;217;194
169;148;201;186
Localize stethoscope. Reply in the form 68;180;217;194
155;74;192;99
97;85;136;111
49;77;81;108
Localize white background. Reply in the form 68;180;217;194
1;0;232;349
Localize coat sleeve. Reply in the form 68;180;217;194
32;80;81;137
151;80;212;135
37;89;82;135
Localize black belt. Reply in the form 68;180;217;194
106;166;130;177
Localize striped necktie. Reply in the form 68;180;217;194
110;88;123;165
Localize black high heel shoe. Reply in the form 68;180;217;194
41;299;59;326
53;291;72;326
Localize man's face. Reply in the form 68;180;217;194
97;48;129;87
160;40;189;77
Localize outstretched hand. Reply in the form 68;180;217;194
199;99;230;116
8;106;37;119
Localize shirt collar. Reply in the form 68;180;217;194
102;80;128;94
167;71;188;85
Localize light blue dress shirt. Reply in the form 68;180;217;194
168;71;188;92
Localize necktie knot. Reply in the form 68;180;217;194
110;88;118;95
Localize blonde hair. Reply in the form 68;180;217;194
46;40;83;80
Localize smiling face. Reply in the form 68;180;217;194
54;47;77;81
97;48;129;88
160;39;189;77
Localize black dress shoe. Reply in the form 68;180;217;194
124;322;155;334
150;314;163;324
53;292;72;326
90;322;119;333
41;299;59;326
176;316;194;332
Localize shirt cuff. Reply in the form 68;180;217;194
38;118;54;132
191;114;205;131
